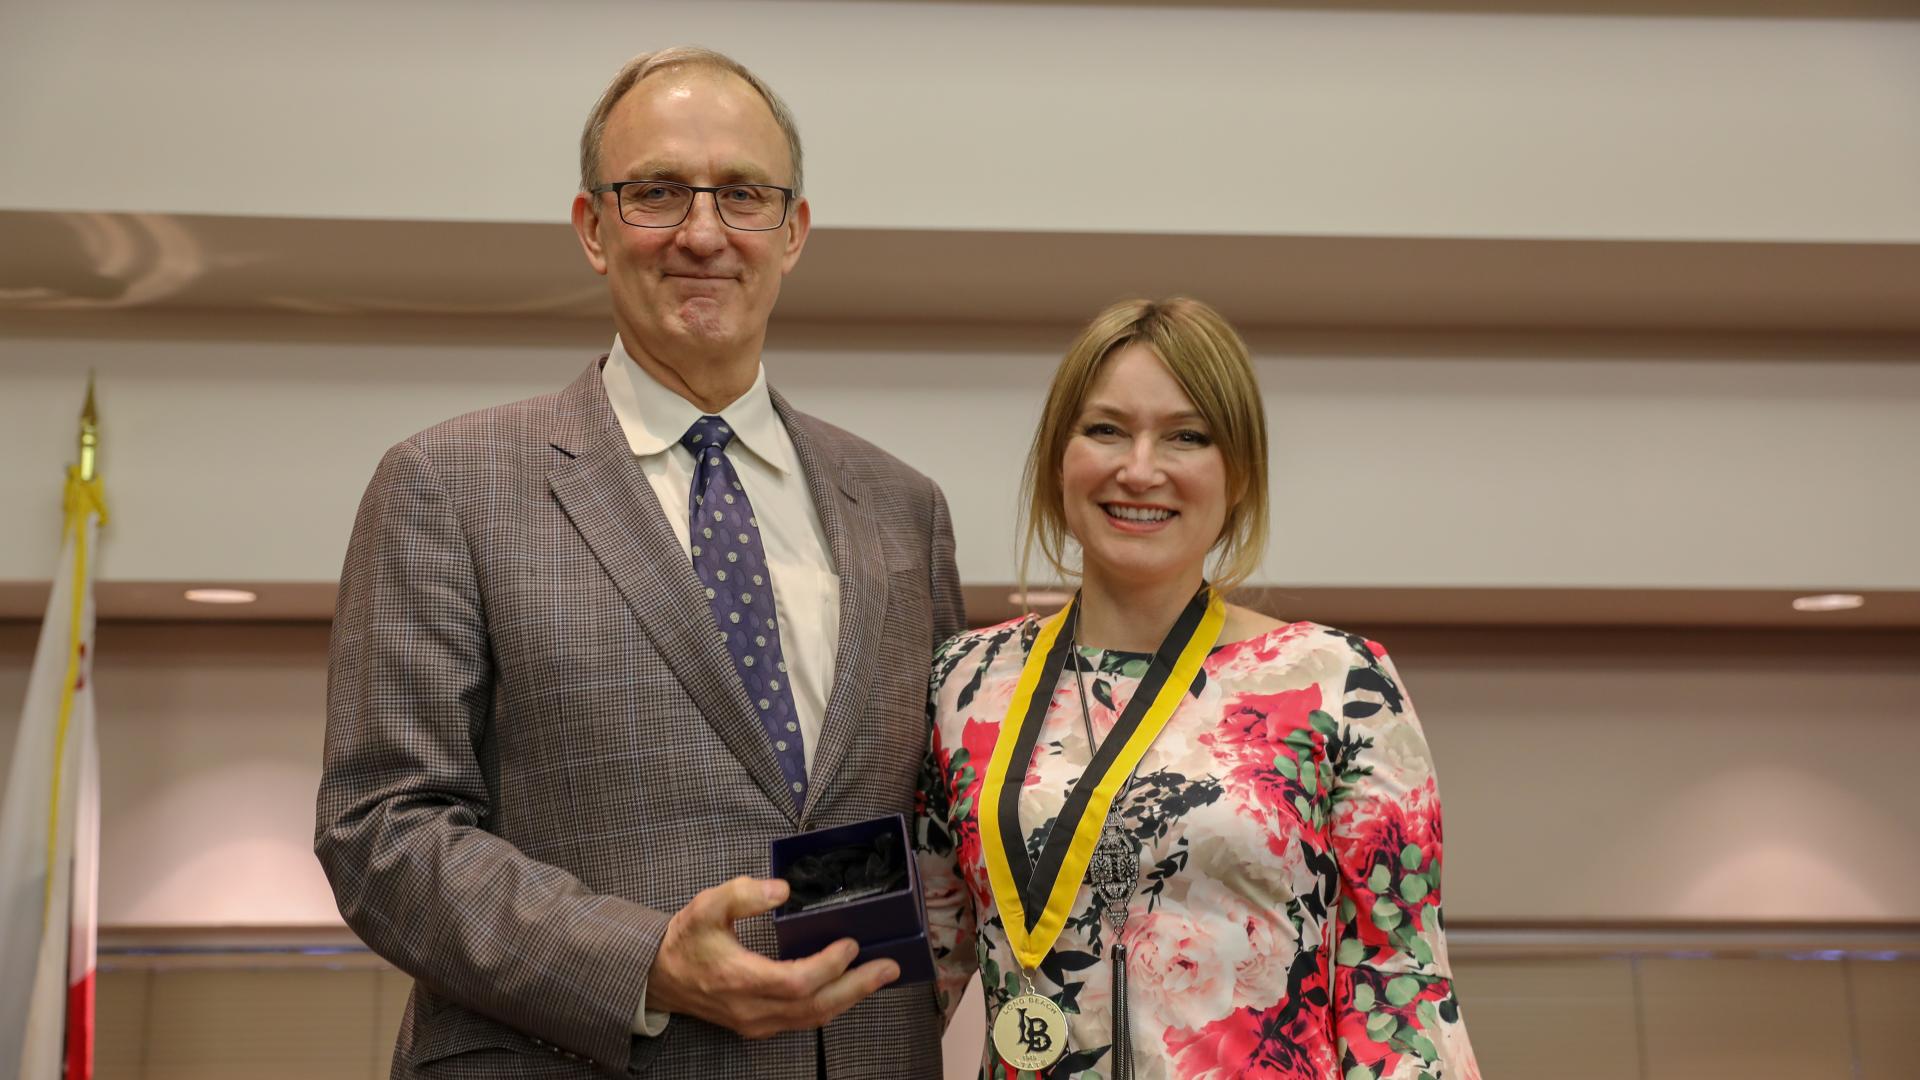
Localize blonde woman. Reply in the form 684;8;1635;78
916;298;1479;1080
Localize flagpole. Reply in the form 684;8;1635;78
1;374;107;1080
64;375;103;1080
78;373;99;484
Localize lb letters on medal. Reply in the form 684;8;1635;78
993;992;1069;1071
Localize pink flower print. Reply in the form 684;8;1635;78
1203;686;1326;842
1125;907;1241;1036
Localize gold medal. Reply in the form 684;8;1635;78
992;991;1068;1071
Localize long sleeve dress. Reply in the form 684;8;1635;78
915;615;1480;1080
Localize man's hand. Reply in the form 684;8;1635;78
646;876;901;1039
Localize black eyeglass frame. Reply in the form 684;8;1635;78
588;180;797;231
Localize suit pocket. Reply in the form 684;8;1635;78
410;1003;552;1070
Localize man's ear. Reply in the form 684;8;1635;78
781;196;811;275
570;191;610;276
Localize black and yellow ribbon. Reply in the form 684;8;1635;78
979;586;1224;972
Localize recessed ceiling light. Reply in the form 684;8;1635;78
1008;589;1074;607
1792;593;1863;613
184;588;258;605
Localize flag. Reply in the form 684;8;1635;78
0;385;107;1080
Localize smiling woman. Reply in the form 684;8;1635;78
1021;298;1269;615
916;298;1482;1080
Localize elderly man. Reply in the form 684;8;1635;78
316;47;962;1079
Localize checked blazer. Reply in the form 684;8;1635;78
316;359;965;1079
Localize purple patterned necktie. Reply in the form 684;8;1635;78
681;415;808;809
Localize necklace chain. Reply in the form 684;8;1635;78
1068;621;1101;753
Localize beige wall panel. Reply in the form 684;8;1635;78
1638;957;1853;1080
5;329;1918;591
142;968;379;1080
96;967;150;1080
1848;959;1920;1080
1447;956;1640;1080
144;968;376;1076
3;1;1916;242
1384;629;1920;921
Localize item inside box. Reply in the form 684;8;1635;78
779;829;909;913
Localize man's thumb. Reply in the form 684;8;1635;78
705;875;788;924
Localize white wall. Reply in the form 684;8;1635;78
2;621;1915;928
3;0;1917;241
3;322;1916;590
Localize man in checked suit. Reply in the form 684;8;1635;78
316;47;963;1079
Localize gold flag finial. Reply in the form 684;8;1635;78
78;372;100;483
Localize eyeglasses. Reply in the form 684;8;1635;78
589;180;796;231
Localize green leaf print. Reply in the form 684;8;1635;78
1366;1010;1397;1040
1371;897;1403;932
1367;863;1391;894
1400;875;1429;904
1093;677;1117;712
1337;937;1366;966
1346;1066;1376;1080
1310;709;1339;736
1118;657;1150;678
1299;758;1318;792
1408;932;1435;967
1389;923;1414;954
1385;975;1421;1006
1418;999;1443;1031
1273;754;1299;780
1408;1032;1439;1060
1352;983;1376;1011
1340;896;1358;924
1400;842;1424;871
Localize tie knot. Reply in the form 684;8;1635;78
681;415;735;453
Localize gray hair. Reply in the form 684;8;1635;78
579;46;805;195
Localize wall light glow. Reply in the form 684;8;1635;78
1009;590;1074;607
1792;593;1864;613
184;588;258;605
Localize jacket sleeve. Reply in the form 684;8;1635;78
314;439;672;1077
927;481;966;643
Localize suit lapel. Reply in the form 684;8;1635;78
775;391;889;819
547;361;800;821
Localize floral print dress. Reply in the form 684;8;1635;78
916;616;1480;1080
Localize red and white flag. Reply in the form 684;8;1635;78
1;454;107;1080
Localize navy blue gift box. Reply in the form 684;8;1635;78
767;813;935;984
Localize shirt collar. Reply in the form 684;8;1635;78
601;336;791;475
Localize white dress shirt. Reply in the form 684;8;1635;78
601;340;842;1036
601;339;841;770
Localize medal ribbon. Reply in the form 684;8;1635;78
978;585;1224;972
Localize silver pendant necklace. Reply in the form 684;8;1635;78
1070;625;1141;1080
